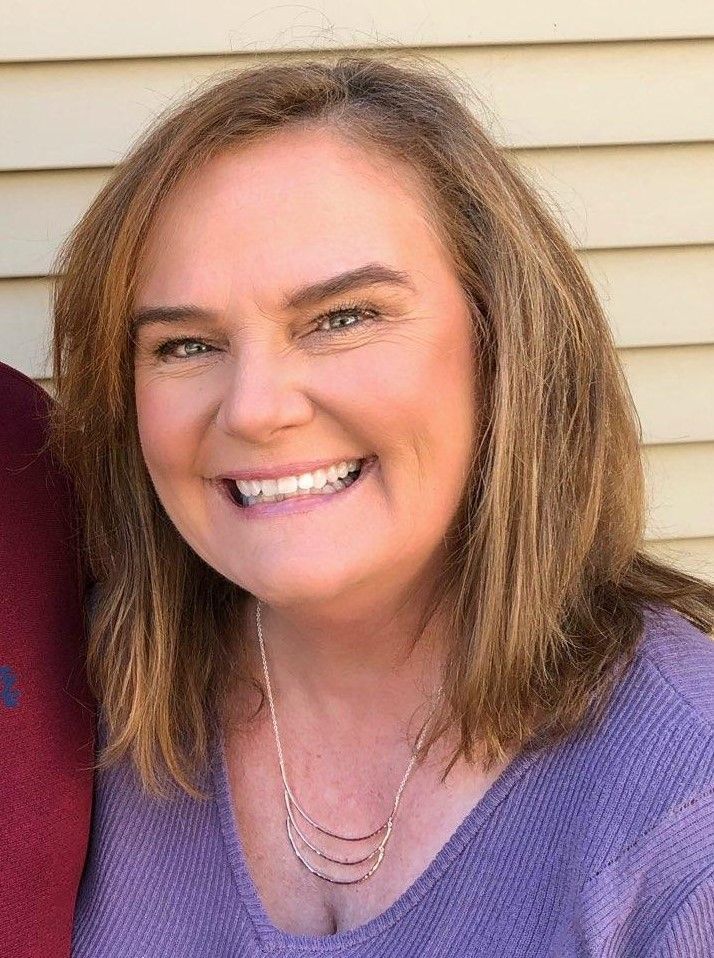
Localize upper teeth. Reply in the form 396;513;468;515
234;459;363;498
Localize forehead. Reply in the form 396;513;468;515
135;127;447;308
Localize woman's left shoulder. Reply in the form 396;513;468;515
549;603;714;882
557;605;714;954
585;602;714;805
634;603;714;728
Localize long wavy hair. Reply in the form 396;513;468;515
48;54;714;797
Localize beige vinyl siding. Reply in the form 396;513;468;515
2;9;713;580
646;538;714;582
643;444;714;541
620;347;714;446
4;146;714;277
4;0;714;61
582;247;714;348
3;41;714;172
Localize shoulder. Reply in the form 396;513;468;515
0;358;49;397
635;602;714;728
593;602;714;811
0;360;76;531
0;359;87;598
0;359;53;440
0;360;56;491
607;602;714;800
558;604;714;952
582;599;714;837
578;603;714;801
528;602;714;883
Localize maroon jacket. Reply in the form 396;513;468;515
0;361;94;957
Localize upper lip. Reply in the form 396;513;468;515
217;455;372;482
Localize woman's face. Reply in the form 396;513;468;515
133;127;478;613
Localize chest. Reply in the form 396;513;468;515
222;724;510;937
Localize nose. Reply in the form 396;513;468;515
214;344;313;443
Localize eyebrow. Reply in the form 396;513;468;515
130;263;415;331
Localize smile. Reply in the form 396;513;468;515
232;457;365;506
217;456;378;519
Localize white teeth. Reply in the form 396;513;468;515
277;475;298;495
234;457;368;503
242;474;355;506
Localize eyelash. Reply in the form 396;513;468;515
152;300;381;360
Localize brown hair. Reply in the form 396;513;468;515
49;54;714;797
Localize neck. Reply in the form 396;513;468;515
235;579;450;738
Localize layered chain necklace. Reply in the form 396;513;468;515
255;599;443;885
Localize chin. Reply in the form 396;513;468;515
222;564;362;609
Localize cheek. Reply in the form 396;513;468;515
382;324;476;503
135;377;202;481
432;333;477;449
341;328;475;457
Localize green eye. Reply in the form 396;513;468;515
314;305;380;337
180;341;208;355
154;337;215;359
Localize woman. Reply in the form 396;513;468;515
51;57;714;955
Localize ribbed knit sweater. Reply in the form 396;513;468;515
72;605;714;956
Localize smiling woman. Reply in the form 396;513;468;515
48;56;714;955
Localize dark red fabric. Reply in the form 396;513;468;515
0;362;94;958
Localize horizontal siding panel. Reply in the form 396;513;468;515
0;168;104;278
3;145;713;279
620;345;714;445
3;41;714;171
0;276;51;374
4;0;714;62
452;40;714;149
514;144;714;249
582;246;714;348
644;442;714;540
644;537;714;584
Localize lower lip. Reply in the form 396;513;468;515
216;457;378;521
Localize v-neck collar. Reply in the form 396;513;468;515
211;723;544;954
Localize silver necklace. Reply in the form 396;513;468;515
255;599;443;885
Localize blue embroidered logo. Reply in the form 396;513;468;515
0;666;20;708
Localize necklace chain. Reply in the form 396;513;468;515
256;598;443;884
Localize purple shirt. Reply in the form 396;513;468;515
72;604;714;956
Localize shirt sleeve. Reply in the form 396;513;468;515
572;787;714;956
649;875;714;957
